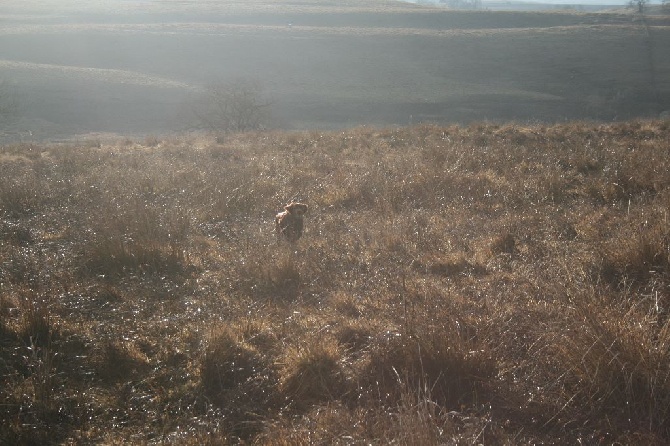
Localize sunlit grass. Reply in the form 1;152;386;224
1;120;670;443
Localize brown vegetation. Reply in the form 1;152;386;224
2;120;670;443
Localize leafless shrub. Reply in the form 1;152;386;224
191;78;272;135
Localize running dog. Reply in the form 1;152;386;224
275;202;308;242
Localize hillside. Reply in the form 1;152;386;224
2;120;670;443
1;0;668;141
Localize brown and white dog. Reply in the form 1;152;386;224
275;202;308;242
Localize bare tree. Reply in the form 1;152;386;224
629;0;648;13
192;78;272;134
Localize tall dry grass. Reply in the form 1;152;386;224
1;120;669;443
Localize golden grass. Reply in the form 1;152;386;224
1;120;670;443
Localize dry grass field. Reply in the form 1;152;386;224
2;119;670;444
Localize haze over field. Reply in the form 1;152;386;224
0;0;668;140
3;2;670;444
404;0;660;4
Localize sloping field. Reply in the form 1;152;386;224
0;0;668;139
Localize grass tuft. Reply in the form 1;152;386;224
279;336;347;408
549;289;670;440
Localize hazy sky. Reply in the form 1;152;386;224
404;0;647;4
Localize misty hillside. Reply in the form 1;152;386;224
0;0;668;141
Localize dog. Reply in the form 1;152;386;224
275;202;308;242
